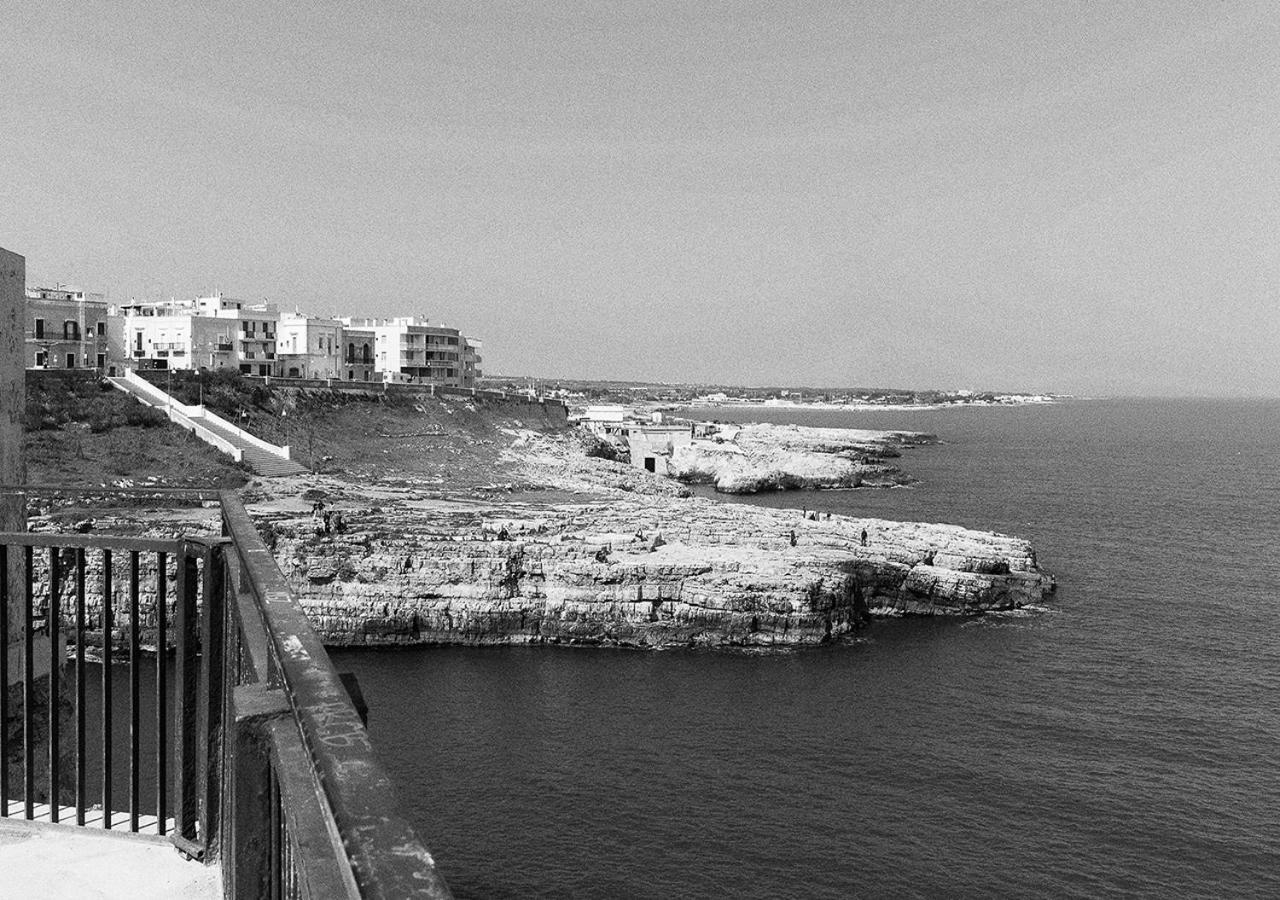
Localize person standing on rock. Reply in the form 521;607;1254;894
860;528;868;546
789;529;797;547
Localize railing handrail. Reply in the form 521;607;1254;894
2;484;223;501
0;486;451;897
0;532;184;553
219;492;451;898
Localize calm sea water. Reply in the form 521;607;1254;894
331;399;1280;898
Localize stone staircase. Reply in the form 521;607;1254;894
108;374;308;478
191;413;308;476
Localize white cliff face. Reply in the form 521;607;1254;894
260;496;1054;649
668;423;934;493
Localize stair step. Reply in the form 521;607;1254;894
110;376;309;477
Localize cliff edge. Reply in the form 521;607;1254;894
254;487;1053;649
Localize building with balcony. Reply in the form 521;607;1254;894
341;327;377;382
113;294;278;375
341;316;479;388
463;337;483;383
24;286;110;370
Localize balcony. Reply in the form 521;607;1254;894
0;486;451;897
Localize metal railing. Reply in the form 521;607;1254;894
1;487;451;898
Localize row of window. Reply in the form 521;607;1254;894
32;319;107;340
33;351;108;368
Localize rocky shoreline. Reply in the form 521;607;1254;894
668;422;934;493
31;395;1056;650
242;414;1054;647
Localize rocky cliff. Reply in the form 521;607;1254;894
669;423;935;493
257;493;1053;649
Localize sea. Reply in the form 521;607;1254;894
330;398;1280;899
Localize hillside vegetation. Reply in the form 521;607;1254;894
147;371;565;486
24;373;250;488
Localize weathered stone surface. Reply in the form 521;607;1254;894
668;423;934;493
21;411;1054;653
257;495;1054;649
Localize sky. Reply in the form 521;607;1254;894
3;1;1278;395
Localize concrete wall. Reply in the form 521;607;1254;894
1;248;24;523
1;248;26;643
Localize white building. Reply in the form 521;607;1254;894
277;314;343;380
340;316;479;388
627;424;694;475
107;295;480;386
114;294;279;376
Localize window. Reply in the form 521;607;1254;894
64;321;80;340
34;318;44;339
35;351;47;367
65;353;76;368
96;322;106;336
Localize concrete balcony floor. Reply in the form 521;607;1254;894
0;818;220;899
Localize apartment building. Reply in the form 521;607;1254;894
25;286;111;370
115;294;279;375
22;283;485;386
341;316;479;388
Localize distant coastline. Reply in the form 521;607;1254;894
683;395;1060;413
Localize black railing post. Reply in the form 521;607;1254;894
0;543;8;816
74;548;86;825
101;548;113;828
199;542;227;858
173;542;200;848
128;550;140;832
155;549;168;835
22;544;33;819
47;546;59;822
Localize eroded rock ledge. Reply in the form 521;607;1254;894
258;495;1053;649
669;423;936;493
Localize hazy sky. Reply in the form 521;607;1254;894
4;1;1278;395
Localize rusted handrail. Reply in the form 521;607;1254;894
0;486;451;898
219;492;451;898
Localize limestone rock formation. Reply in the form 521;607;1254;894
668;423;935;493
258;496;1053;649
